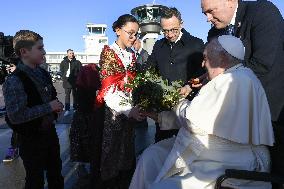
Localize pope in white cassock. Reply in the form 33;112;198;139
129;35;275;189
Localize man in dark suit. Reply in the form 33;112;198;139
133;38;149;129
60;49;82;114
133;38;149;66
202;0;284;184
146;7;205;142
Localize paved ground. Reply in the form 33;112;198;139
0;81;155;189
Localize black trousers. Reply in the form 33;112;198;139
89;107;104;189
155;123;179;143
19;127;64;189
270;119;284;189
64;88;77;110
10;132;18;148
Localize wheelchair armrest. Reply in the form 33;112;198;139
215;169;284;189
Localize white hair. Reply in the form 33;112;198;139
207;38;241;66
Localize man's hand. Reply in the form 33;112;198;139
49;99;64;113
180;73;209;97
193;73;209;87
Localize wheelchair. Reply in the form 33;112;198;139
215;169;284;189
215;122;284;189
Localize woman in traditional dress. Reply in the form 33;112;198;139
95;14;144;189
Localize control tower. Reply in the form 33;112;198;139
131;4;167;54
83;23;108;55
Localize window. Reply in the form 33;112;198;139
99;39;107;44
146;8;154;20
137;9;147;22
92;27;102;34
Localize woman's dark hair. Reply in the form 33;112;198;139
112;14;138;32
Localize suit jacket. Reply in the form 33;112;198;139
146;28;204;83
136;48;149;65
60;57;82;89
208;0;284;121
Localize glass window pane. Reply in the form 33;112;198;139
92;27;102;34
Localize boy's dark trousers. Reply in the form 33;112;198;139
10;132;18;148
19;126;64;189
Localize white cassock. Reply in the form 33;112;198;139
130;64;274;189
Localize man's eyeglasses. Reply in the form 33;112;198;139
162;28;180;35
122;28;139;39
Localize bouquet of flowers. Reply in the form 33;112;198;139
122;67;183;112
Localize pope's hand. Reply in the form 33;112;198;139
179;84;192;97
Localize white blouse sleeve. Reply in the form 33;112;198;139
104;85;132;117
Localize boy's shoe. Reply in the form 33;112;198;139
3;147;19;163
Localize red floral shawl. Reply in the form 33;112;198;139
96;45;136;107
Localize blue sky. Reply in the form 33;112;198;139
1;0;283;52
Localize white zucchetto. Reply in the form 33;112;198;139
218;35;245;60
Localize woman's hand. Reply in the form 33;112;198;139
128;106;146;121
141;111;158;122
